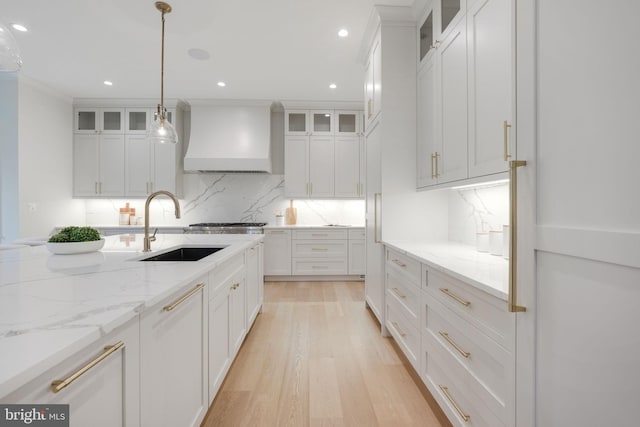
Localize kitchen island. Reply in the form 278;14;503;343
0;233;263;427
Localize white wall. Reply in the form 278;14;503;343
17;77;84;238
0;74;19;243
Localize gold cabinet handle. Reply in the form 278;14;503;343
367;99;372;118
230;283;239;290
311;247;329;251
431;152;436;179
439;331;470;358
434;152;440;177
311;265;329;269
391;287;406;298
391;321;406;337
94;182;98;194
439;385;470;422
392;259;407;268
439;288;471;307
311;233;328;237
509;160;527;312
163;283;204;312
503;120;512;161
51;341;124;393
374;193;381;243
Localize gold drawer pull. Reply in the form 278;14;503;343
311;233;328;237
391;321;406;337
439;331;470;358
51;341;124;393
163;283;204;312
311;265;329;269
439;385;470;422
391;287;406;298
230;283;239;290
311;247;329;251
392;259;407;268
439;288;471;307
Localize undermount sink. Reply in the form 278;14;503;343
139;246;225;262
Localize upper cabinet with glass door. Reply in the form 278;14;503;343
285;110;309;135
335;111;361;136
285;110;335;136
418;0;465;66
126;108;176;135
74;108;124;134
310;110;334;136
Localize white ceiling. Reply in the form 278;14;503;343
2;0;414;103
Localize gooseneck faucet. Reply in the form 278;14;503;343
143;190;181;252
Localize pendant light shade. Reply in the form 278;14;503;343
0;21;23;72
148;2;178;144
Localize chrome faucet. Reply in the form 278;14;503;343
143;190;181;252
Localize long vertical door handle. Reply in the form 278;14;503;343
508;160;527;312
374;192;381;243
504;120;512;161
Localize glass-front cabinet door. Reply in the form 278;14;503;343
126;108;150;134
285;110;309;135
311;110;334;135
75;108;99;133
74;108;124;134
335;111;360;136
440;0;464;39
419;9;434;63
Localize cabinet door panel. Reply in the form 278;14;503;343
152;141;177;193
468;0;513;177
438;19;468;184
334;136;361;197
284;136;309;197
208;286;230;401
417;56;439;188
309;136;334;197
125;135;150;196
263;230;291;275
229;271;246;357
348;240;365;275
98;135;125;196
73;134;100;196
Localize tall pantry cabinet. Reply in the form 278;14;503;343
362;7;418;328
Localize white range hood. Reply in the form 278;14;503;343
184;102;272;173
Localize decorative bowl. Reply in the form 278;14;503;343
45;238;105;255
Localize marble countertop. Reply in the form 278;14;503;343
263;224;364;229
0;233;262;399
382;240;509;301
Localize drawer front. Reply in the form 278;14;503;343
209;253;244;295
425;269;514;351
423;291;511;422
292;229;348;240
291;240;348;258
386;267;420;322
348;228;365;240
264;229;291;237
385;296;420;371
291;258;347;275
422;332;507;427
386;247;421;288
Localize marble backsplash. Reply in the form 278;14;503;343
82;173;365;227
447;182;509;246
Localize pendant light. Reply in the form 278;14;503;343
148;2;178;144
0;20;23;72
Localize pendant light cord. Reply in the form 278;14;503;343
160;9;165;118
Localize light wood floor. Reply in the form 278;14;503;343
201;281;449;427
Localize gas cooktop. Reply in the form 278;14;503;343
186;222;267;234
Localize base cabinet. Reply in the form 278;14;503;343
140;277;208;427
245;242;264;327
263;229;292;275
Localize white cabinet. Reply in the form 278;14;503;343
140;278;208;427
263;229;292;275
364;31;382;127
245;241;263;328
125;135;179;196
417;54;439;188
467;0;514;177
335;110;361;136
3;320;140;427
73;133;125;197
284;135;334;198
348;228;366;275
291;229;348;275
334;136;363;197
74;107;124;134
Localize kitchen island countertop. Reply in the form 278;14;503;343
0;233;262;399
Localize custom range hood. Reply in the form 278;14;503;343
184;101;272;173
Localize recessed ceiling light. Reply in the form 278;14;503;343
329;83;337;89
11;24;28;32
103;81;113;86
217;81;226;87
338;29;349;38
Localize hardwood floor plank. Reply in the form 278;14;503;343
202;281;448;427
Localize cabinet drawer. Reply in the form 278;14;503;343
292;258;347;275
291;240;347;258
209;253;244;296
264;229;291;237
386;267;420;322
422;333;507;427
425;269;514;351
386;247;421;288
385;296;420;371
423;291;511;422
348;228;365;240
292;229;348;240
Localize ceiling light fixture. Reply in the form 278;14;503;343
0;20;22;72
329;83;337;89
338;29;349;38
217;81;226;87
103;80;113;86
148;1;178;144
11;24;27;32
